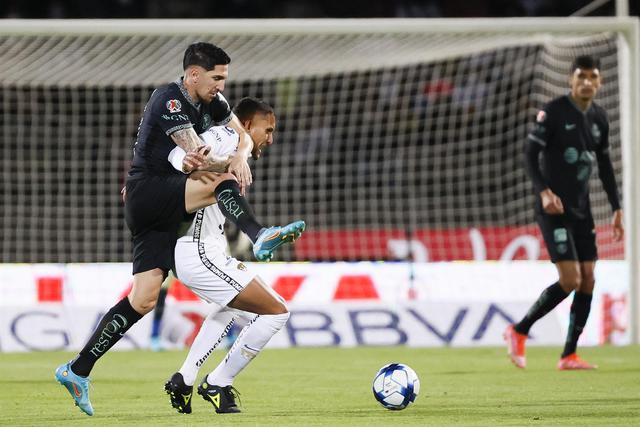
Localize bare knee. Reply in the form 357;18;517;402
271;301;289;315
129;269;164;314
559;272;581;292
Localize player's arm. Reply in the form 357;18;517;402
170;128;211;173
225;113;254;194
168;144;231;173
524;108;563;214
595;120;623;241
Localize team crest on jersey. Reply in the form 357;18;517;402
166;99;182;113
536;110;546;123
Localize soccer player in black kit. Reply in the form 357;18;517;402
505;55;624;370
54;42;304;415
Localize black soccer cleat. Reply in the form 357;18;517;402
197;379;241;414
164;372;193;414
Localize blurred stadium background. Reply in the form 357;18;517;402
0;2;639;419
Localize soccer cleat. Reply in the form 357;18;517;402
503;324;527;369
55;362;94;416
253;220;306;262
164;372;193;414
557;353;598;370
197;379;241;414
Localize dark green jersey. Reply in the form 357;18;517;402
524;94;620;219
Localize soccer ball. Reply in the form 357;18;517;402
372;363;420;410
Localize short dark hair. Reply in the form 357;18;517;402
233;97;275;123
183;42;231;71
571;55;600;73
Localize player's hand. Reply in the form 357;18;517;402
228;155;252;195
540;189;564;215
612;209;624;242
182;145;211;173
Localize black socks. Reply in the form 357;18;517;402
514;282;570;335
70;297;143;377
562;291;593;357
214;179;264;242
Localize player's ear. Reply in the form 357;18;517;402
242;119;252;130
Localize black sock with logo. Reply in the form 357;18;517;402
514;282;570;335
214;179;264;242
70;297;143;377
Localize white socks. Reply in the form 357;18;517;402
178;307;236;386
205;312;290;387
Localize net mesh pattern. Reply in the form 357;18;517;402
0;31;622;262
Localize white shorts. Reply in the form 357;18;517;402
174;241;256;307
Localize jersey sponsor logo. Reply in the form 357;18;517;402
564;123;576;130
166;99;182;113
161;113;189;121
591;123;601;141
536;110;546;123
564;147;579;164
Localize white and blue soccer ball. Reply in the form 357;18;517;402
372;363;420;410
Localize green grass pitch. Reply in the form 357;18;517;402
1;346;639;426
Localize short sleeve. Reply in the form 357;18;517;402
151;92;193;136
209;93;232;126
527;106;556;147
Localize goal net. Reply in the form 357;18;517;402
0;19;637;265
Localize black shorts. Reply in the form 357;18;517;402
536;213;597;263
124;173;189;274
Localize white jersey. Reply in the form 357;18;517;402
168;125;240;251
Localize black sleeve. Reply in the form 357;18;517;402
596;120;621;211
210;93;233;126
524;107;554;194
524;137;547;194
151;91;193;136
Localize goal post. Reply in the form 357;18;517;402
0;17;638;343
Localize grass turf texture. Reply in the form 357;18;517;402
1;346;639;426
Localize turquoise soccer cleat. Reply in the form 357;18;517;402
55;362;94;416
253;220;306;261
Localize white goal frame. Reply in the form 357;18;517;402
1;17;638;343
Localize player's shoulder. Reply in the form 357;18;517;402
534;96;565;124
544;95;568;112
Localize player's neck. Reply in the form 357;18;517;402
568;93;592;112
181;76;200;104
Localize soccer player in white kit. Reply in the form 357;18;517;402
164;98;298;414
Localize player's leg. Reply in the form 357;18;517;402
185;171;305;261
505;215;576;368
150;274;172;352
558;219;598;369
54;269;158;416
56;174;182;415
199;277;289;413
166;307;237;414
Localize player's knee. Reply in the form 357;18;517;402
273;302;289;315
128;292;158;314
560;274;581;291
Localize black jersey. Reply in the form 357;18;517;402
525;94;620;220
129;78;232;176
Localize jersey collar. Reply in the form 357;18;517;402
566;93;593;115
